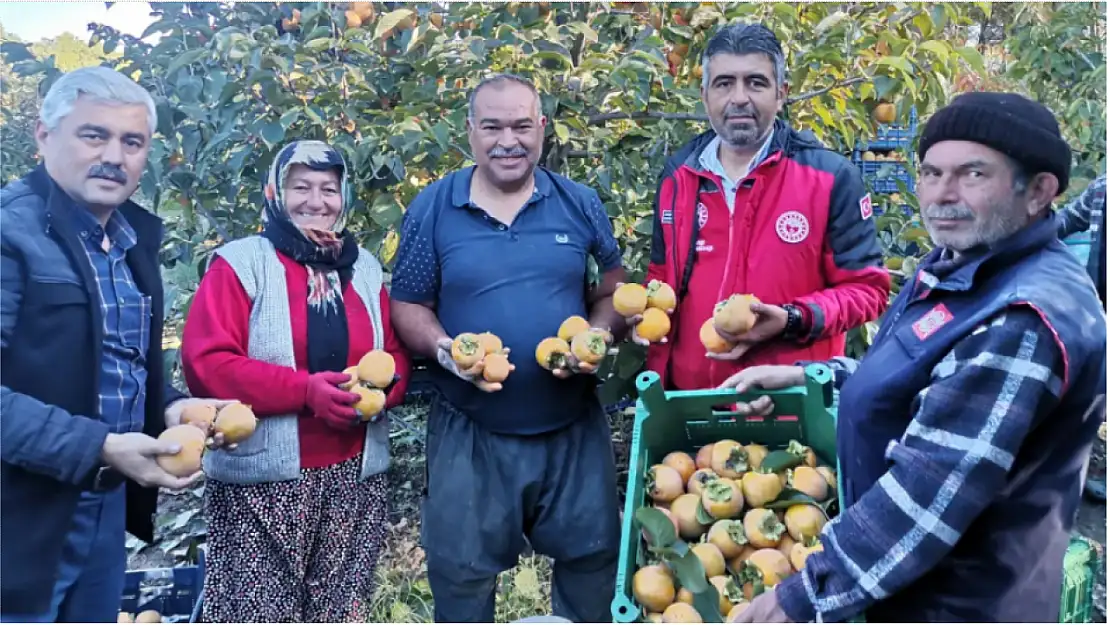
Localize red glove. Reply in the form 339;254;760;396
304;371;360;431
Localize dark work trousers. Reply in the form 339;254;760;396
0;486;127;623
420;393;621;623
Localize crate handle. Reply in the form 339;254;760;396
635;363;834;408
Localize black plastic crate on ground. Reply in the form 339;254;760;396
120;550;205;623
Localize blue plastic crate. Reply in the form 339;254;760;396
873;204;915;218
120;551;205;623
852;157;915;196
858;106;918;151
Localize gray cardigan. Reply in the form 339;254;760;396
197;236;391;484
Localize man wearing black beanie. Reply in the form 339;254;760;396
726;92;1107;623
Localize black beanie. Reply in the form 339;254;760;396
917;92;1072;195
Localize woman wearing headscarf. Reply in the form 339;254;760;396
181;140;410;622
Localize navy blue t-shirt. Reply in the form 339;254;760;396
391;166;623;435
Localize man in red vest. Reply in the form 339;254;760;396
626;22;890;388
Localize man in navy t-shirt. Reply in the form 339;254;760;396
390;73;628;623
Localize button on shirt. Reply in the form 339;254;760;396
698;130;775;213
391;167;623;435
72;207;151;435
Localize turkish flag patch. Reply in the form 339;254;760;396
912;303;954;340
859;194;874;220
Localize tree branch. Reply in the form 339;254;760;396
587;111;709;124
584;76;868;126
785;76;868;104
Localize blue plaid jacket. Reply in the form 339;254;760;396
779;214;1106;622
0;166;185;614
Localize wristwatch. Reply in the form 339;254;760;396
781;303;805;341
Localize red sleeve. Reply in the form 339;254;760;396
181;256;310;417
379;285;411;409
793;163;891;342
643;173;674;387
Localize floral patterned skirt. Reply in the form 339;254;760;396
200;455;389;623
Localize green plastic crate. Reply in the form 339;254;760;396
610;363;842;623
609;363;1102;624
1060;535;1101;623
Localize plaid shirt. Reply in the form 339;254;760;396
778;288;1065;621
72;207;151;434
1056;173;1106;303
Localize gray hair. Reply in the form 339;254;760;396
467;73;542;124
1003;155;1032;194
39;66;157;136
701;22;787;92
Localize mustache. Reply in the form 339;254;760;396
924;203;974;220
488;146;529;158
722;103;758;119
88;163;127;184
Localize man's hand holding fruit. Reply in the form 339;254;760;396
617;280;677;347
706;295;792;361
437;331;515;392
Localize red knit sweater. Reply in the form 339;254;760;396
182;253;411;469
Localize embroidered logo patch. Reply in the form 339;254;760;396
860;194;874;220
661;209;673;225
775;211;810;244
697;203;710;229
912;303;954;340
555;233;569;244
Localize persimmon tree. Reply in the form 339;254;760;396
5;2;990;391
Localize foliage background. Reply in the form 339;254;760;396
0;2;1105;621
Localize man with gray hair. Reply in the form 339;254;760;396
627;22;890;391
391;73;628;622
725;92;1105;623
1;65;229;621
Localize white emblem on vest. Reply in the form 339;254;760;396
775;211;810;244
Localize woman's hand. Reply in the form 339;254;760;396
305;371;361;430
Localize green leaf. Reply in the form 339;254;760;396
954;46;986;74
875;55;914;74
279;109;301;130
759;450;805;474
258;121;284;147
695;500;715;526
554;121;570;143
0;42;35;63
165;48;207;77
930;5;949;32
635;506;678;548
691;584;725;623
813;11;849;36
764;488;827;514
565;21;599;44
375;8;417;41
918;40;951;59
304;38;333;52
912;12;934;39
663;24;695;41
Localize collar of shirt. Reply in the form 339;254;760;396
698;130;775;212
70;204;139;254
450;165;553;209
698;129;775;189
